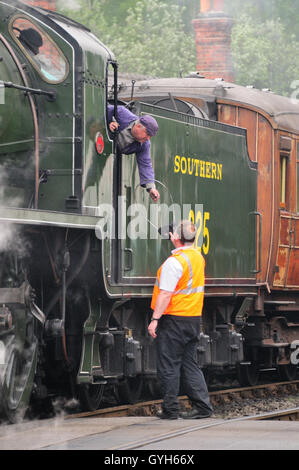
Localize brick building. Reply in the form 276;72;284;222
192;0;234;82
21;0;56;10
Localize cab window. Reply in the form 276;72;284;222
10;17;68;83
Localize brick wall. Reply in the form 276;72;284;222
192;0;234;82
21;0;56;11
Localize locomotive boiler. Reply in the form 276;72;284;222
0;0;297;422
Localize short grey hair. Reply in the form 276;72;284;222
174;220;196;244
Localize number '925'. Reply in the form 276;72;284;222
188;208;210;255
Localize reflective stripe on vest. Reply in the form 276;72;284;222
174;252;204;295
154;253;204;296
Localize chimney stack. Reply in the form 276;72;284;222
22;0;56;10
192;0;234;82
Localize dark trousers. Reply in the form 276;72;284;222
156;315;213;415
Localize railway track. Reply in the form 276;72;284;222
255;408;299;421
65;379;299;420
107;407;299;450
1;380;299;450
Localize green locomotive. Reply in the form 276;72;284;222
0;0;259;422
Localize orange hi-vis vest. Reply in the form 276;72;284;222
151;247;205;317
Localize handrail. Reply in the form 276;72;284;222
250;211;262;274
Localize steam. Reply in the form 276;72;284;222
0;223;31;259
0;166;32;258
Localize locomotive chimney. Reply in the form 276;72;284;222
21;0;56;10
192;0;234;82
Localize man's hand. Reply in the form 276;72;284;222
109;120;119;132
149;188;160;202
148;290;172;338
169;231;181;248
148;320;158;338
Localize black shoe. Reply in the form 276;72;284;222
156;409;178;420
180;408;212;419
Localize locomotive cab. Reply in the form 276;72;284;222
0;19;36;208
0;1;121;421
0;1;116;214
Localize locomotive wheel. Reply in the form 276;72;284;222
237;363;260;386
118;376;143;404
0;350;24;422
78;383;105;411
0;347;34;423
278;364;298;382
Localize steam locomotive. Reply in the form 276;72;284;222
0;0;298;422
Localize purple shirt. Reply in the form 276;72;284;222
107;105;155;186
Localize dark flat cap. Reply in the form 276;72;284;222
19;28;43;55
139;115;159;137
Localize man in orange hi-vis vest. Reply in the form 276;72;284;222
148;220;213;420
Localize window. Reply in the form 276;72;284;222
279;136;292;209
10;17;69;83
280;155;287;207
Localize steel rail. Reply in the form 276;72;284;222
255;408;299;421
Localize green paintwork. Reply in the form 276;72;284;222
0;36;35;208
81;49;113;213
0;1;259;403
120;104;257;283
0;44;34;152
0;1;114;213
0;1;257;296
